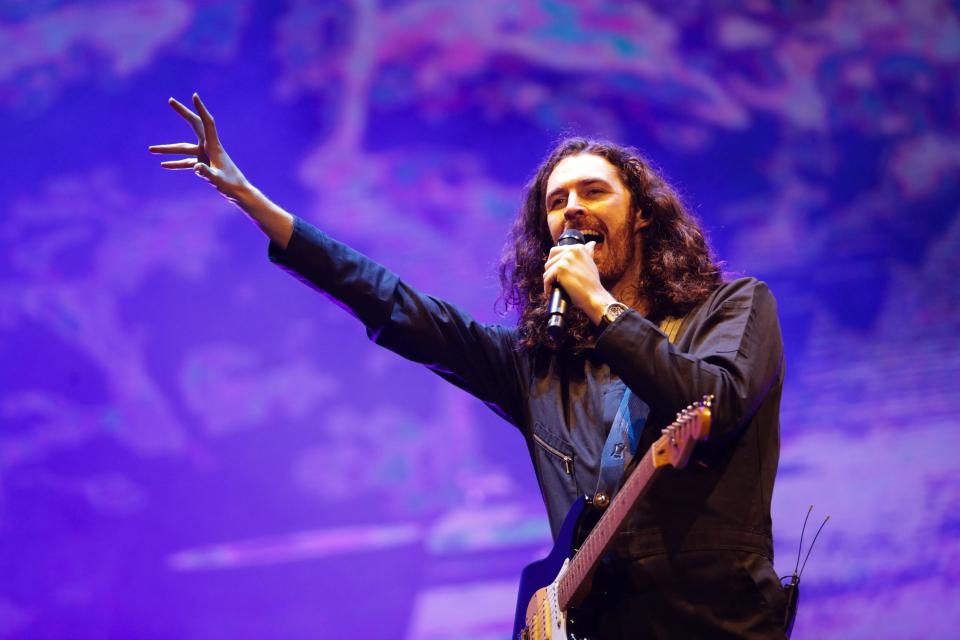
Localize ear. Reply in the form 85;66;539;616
634;208;653;231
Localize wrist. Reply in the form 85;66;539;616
597;300;630;332
233;179;263;211
233;182;295;249
588;290;619;325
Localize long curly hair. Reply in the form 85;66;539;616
498;138;722;351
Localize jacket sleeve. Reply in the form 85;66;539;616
593;278;783;439
267;216;527;427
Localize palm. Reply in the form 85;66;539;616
192;127;212;167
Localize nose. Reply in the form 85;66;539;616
563;192;584;221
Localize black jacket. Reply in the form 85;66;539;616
269;215;784;560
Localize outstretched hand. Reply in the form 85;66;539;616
149;93;249;202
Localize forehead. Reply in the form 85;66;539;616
545;153;623;195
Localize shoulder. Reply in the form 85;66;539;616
490;323;522;345
704;276;778;313
484;323;529;364
679;277;783;355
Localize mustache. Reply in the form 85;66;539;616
563;218;609;235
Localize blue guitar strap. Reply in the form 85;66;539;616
595;386;649;500
594;314;684;502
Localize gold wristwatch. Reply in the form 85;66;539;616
599;301;629;331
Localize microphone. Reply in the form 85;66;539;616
546;229;585;340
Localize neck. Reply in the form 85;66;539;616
609;254;648;316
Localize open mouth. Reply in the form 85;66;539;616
580;230;605;245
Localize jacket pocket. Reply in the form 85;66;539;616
533;431;574;475
531;421;580;497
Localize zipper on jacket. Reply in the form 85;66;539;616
532;433;574;476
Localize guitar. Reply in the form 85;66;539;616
512;395;714;640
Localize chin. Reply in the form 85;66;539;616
599;265;628;288
599;273;618;288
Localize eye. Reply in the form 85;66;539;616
549;196;566;209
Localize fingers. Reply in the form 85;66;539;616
546;244;578;262
149;142;200;155
544;249;564;273
168;97;203;132
193;162;223;184
542;264;557;297
542;243;600;296
544;243;590;271
547;243;595;259
156;158;224;185
193;93;220;146
542;255;569;295
160;158;199;170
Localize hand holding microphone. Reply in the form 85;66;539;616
544;229;621;338
546;229;585;339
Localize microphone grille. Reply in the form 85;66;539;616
557;229;585;246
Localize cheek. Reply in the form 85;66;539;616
546;213;564;242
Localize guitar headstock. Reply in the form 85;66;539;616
651;395;713;469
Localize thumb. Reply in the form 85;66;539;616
586;240;597;256
194;162;222;183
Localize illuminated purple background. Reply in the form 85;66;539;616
1;1;958;638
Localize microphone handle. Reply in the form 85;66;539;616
547;285;569;339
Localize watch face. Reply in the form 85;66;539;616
605;303;628;324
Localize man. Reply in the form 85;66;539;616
151;94;787;639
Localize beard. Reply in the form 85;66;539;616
595;208;638;288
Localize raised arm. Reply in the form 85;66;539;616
268;217;528;427
149;96;527;427
148;94;294;249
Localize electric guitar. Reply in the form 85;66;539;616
512;395;714;640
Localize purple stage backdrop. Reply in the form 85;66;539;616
1;1;959;638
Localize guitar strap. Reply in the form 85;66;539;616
594;314;687;501
595;386;648;500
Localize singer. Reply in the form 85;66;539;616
151;95;787;639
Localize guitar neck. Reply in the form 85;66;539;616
556;453;660;610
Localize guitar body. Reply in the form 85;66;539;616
513;497;602;640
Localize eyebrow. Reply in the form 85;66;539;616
545;178;611;204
